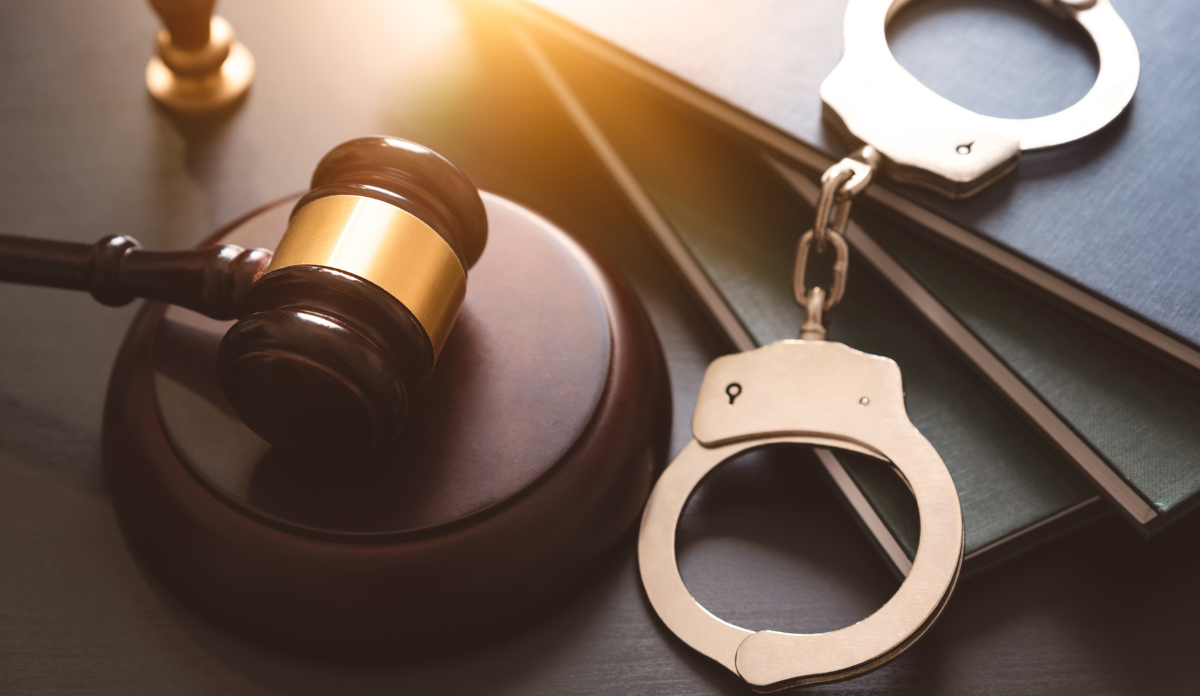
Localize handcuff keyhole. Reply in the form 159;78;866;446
726;383;742;404
956;142;973;155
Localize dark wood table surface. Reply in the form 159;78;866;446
1;1;1196;693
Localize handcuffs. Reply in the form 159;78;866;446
637;0;1139;690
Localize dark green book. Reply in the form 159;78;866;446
769;158;1200;534
851;201;1200;528
517;32;1103;574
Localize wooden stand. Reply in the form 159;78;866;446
102;193;670;647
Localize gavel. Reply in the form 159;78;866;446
0;137;487;459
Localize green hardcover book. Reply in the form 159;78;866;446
852;205;1200;527
518;35;1103;574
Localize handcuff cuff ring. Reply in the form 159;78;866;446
638;341;965;691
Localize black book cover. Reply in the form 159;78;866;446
498;0;1200;389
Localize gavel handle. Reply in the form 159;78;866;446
0;234;271;320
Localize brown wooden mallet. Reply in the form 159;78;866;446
0;136;487;460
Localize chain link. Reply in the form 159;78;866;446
794;147;878;339
812;168;853;252
793;229;849;309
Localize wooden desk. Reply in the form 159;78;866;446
0;1;1195;693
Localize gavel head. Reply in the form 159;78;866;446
216;137;487;460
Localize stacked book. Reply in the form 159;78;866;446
485;0;1200;575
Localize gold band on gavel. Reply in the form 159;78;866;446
266;195;468;356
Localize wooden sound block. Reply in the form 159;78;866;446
102;193;671;647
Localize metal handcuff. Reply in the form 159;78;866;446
637;0;1139;691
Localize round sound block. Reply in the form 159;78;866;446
102;193;671;647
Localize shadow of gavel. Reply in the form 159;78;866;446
0;137;488;459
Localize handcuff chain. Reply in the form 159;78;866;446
794;146;878;340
